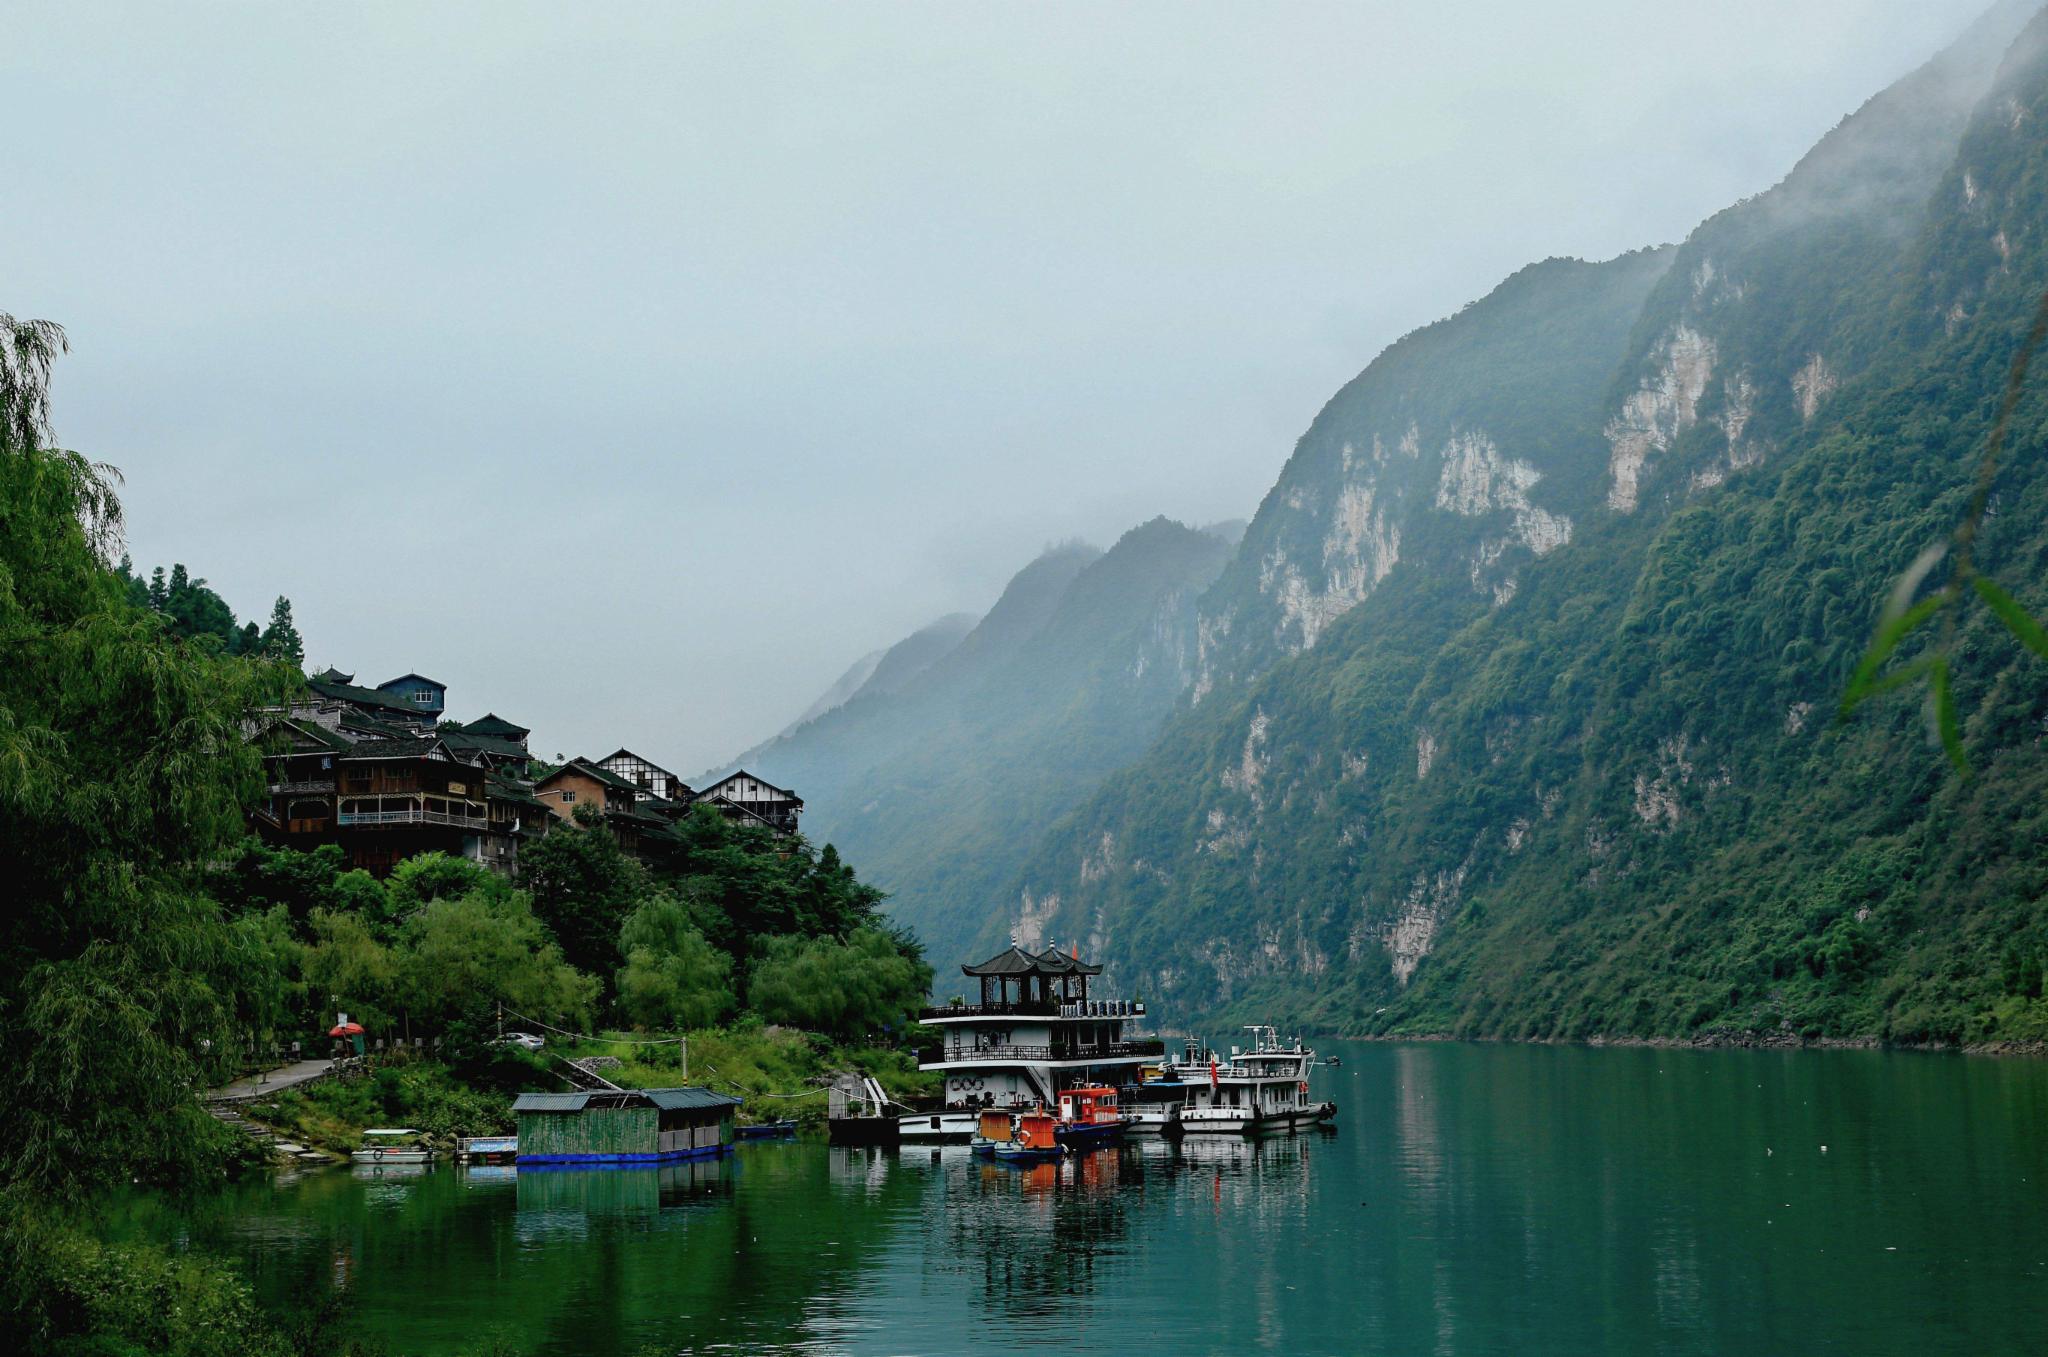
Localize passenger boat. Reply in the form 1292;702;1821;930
1159;1027;1337;1135
906;943;1160;1143
1117;1077;1192;1135
737;1119;798;1140
352;1128;433;1165
1053;1084;1126;1149
991;1108;1063;1162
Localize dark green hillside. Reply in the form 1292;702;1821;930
1001;4;2048;1047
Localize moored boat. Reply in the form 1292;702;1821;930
906;942;1161;1143
1160;1027;1337;1136
991;1108;1063;1162
353;1128;433;1165
1117;1077;1191;1135
1053;1084;1126;1150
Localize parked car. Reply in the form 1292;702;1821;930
493;1032;545;1052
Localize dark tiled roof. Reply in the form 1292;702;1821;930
962;944;1102;977
308;676;419;716
694;769;801;804
256;716;353;753
485;773;548;809
463;713;531;740
601;748;678;778
569;759;644;795
340;712;420;741
310;667;355;684
377;672;445;692
339;737;449;761
441;729;531;761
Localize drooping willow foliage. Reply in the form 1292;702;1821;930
0;310;299;1195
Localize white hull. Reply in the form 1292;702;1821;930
1176;1103;1336;1137
898;1110;979;1143
352;1148;433;1164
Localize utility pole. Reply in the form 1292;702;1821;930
680;1035;689;1083
496;1001;503;1042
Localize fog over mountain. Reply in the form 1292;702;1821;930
0;1;1991;772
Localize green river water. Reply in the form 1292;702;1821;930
123;1041;2048;1355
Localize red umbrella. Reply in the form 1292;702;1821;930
329;1021;364;1037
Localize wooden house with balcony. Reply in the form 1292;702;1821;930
533;758;686;864
331;736;489;875
597;749;689;802
692;770;803;835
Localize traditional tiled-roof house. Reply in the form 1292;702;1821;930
596;748;690;802
693;770;803;835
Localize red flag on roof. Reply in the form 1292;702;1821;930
1209;1055;1218;1091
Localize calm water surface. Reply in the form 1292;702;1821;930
127;1041;2048;1355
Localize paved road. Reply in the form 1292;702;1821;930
206;1058;335;1102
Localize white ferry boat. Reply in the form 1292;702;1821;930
906;944;1159;1143
1158;1027;1336;1135
352;1127;433;1165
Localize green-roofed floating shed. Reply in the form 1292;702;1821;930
513;1087;742;1165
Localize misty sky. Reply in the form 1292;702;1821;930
3;1;1989;773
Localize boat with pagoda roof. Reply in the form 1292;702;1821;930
907;943;1160;1143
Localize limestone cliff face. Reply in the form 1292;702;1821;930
1599;0;2033;519
996;4;2048;1037
1190;248;1676;703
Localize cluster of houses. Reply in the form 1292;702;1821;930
249;668;802;878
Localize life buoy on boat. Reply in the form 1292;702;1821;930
1298;1081;1308;1096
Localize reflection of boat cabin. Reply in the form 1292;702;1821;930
512;1087;741;1164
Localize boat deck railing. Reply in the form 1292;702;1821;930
928;1039;1166;1064
920;997;1148;1020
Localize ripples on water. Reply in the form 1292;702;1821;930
121;1042;2048;1355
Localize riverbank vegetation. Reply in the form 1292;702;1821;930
0;309;927;1352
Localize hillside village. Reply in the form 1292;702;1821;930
251;667;803;878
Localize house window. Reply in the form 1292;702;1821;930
561;790;576;803
413;691;433;706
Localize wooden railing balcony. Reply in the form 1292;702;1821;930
337;808;486;829
270;779;336;794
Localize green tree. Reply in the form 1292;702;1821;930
385;849;497;915
260;595;303;665
303;908;400;1030
616;894;733;1030
522;820;649;984
745;927;932;1039
0;311;301;1193
397;889;597;1034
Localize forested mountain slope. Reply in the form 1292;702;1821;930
707;520;1236;967
998;2;2048;1046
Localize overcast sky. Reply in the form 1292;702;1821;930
3;1;1990;772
